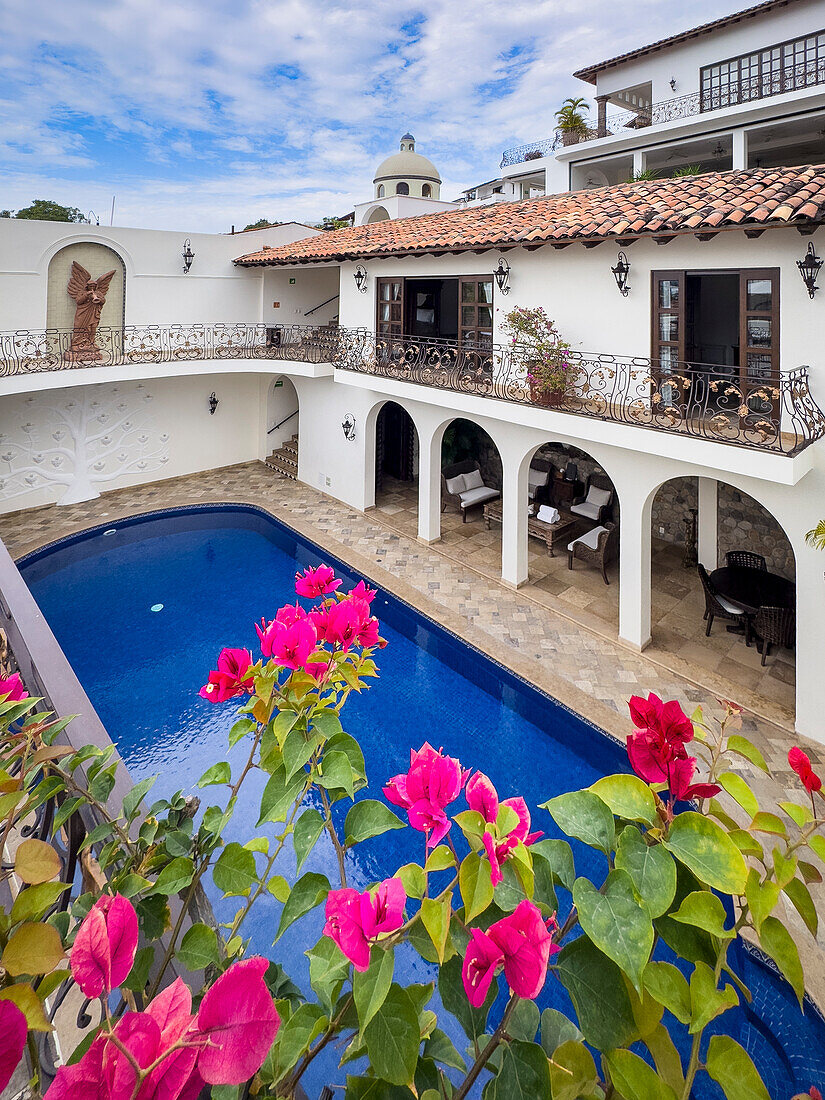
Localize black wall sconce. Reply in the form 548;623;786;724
493;257;511;294
797;241;823;298
669;78;677;91
353;264;368;293
611;251;631;296
182;238;195;274
209;391;219;415
341;413;356;441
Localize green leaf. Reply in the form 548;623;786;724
615;826;677;918
717;772;758;818
1;922;65;976
530;849;559;917
228;717;256;747
726;735;768;772
271;1003;328;1079
485;1039;552;1100
663;812;747;894
267;875;290;902
354;945;395;1033
547;1039;598;1100
507;999;540;1043
396;863;426;900
11;882;69;924
779;800;813;828
459;851;494;922
759;915;804;1005
438;955;496;1046
310;708;344;740
643;961;691;1025
150;857;195;897
783;876;818;936
345;800;406;847
274;872;330;942
772;848;798;889
423;1027;466;1072
745;868;779;933
344;1078;414;1099
197;761;231;787
213;843;257;897
177;923;220;970
603;1048;677;1100
672;890;733;939
529;838;575;891
122;776;155;820
555;935;639;1052
705;1035;771;1100
541;790;615;855
307;935;350;1013
315;749;355;798
14;839;62;885
689;961;738;1033
750;811;787;837
258;765;307;826
573;869;654;991
811;834;825;865
424;846;456;873
283;725;322;783
363;984;421;1087
324;732;366;787
590;773;658;825
293;808;325;874
0;983;52;1031
420;893;452;964
540;1007;582;1056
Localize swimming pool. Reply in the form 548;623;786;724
19;504;825;1098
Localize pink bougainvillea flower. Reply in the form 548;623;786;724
384;743;467;848
102;1012;164;1099
273;602;307;628
46;1032;108;1100
626;693;695;785
325;597;366;651
0;1001;27;1093
295;565;342;599
308;606;330;641
789;746;822;794
70;894;139;999
193;956;279;1085
466;774;543;886
466;771;499;824
256;617;317;671
461;927;505;1008
483;831;518;887
349;579;377;604
199;648;254;703
324;880;405;971
461;900;558;1006
668;756;721;803
0;672;27;703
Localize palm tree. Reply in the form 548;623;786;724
555;97;590;132
806;520;825;550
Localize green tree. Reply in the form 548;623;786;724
244;217;281;231
315;214;351;231
0;210;12;218
13;199;84;222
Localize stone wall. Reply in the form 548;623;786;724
651;476;698;545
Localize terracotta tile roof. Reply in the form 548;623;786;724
573;0;792;83
234;165;825;267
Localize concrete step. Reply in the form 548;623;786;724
265;435;299;480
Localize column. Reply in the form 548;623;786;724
618;495;652;650
732;129;748;170
632;149;647;178
417;429;442;544
793;545;825;745
596;95;610;138
501;461;528;589
697;477;718;568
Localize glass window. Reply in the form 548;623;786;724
477;305;493;328
747;318;772;347
658;280;679;308
747;353;773;379
461;282;476;302
478;280;493;303
659;347;678;371
747;279;772;311
462;306;477;328
380;303;390;321
395;182;409;195
659;314;679;342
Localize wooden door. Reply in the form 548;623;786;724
376;278;404;337
459;277;494;347
650;271;685;410
739;269;779;417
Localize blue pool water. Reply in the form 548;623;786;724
19;505;825;1099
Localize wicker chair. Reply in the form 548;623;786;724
441;460;500;522
753;606;796;665
567;522;618;585
697;563;752;639
528;460;555;505
725;551;767;572
570;472;615;526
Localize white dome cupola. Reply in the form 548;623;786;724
373;133;441;200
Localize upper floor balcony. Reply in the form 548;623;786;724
3;323;823;460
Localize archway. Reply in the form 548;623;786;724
372;401;420;535
367;206;390;224
438;417;504;572
263;376;300;479
647;474;796;722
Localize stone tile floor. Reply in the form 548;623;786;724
1;462;823;1004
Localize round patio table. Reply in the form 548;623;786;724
709;566;795;616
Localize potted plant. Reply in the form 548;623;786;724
501;305;573;407
555;96;590;146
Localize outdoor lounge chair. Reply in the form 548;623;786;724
725;550;767;571
441;460;500;522
697;563;752;639
567;522;618;585
569;472;614;526
527;460;554;505
752;605;796;665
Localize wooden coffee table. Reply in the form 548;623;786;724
483;500;581;557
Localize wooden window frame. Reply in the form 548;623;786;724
375;275;495;347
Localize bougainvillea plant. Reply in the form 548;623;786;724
0;567;824;1099
500;305;574;397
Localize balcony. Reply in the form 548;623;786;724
2;324;823;456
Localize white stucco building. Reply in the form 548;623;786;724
2;0;825;745
353;133;457;225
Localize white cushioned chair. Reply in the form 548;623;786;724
570;473;614;525
441;460;500;522
567;522;618;585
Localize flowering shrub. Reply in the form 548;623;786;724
501;305;574;396
0;573;824;1099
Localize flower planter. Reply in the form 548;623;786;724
529;382;564;407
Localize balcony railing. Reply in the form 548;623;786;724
2;324;823;455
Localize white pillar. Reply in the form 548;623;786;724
618;493;652;650
417;429;442;544
632;149;647;177
501;461;528;588
732;129;748;170
697;477;718;569
793;545;824;744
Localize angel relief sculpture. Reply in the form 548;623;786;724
65;261;116;361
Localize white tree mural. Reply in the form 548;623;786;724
0;384;170;506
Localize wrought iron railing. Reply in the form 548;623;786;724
500;136;561;167
333;330;825;456
0;322;339;375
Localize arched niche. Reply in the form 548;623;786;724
46;242;126;333
367;206;390;224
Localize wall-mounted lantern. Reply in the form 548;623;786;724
209;391;219;415
669;78;677;91
611;251;631;296
353;264;368;293
182;238;195;274
342;413;356;441
493;257;511;295
797;241;823;299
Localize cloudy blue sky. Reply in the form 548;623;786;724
1;0;742;231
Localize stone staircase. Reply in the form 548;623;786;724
265;434;298;480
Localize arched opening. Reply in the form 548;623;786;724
264;376;300;480
367;206;390;224
47;242;125;359
373;402;419;532
519;441;619;630
439;418;503;570
377;184;385;198
647;475;796;722
422;183;432;198
395;181;410;195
